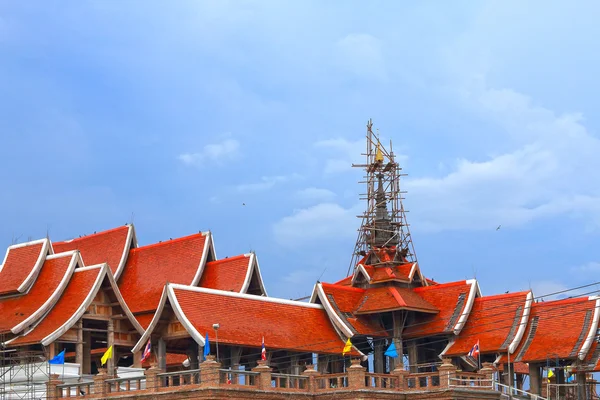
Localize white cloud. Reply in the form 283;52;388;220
236;173;302;193
178;138;240;166
314;138;364;175
334;33;387;81
571;262;600;274
295;187;336;203
405;80;600;232
273;202;361;247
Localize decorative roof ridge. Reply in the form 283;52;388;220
321;282;366;293
169;283;320;309
508;291;533;354
578;296;600;360
131;231;210;252
310;283;354;338
476;291;530;302
10;251;80;334
190;231;214;287
452;279;478;335
534;296;592;307
114;224;136;281
53;225;131;245
206;254;249;265
413;279;471;292
2;238;49;252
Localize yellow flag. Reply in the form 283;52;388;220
342;338;352;355
101;345;113;366
547;369;554;382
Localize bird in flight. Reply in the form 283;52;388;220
496;225;501;231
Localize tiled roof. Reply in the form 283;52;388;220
404;280;477;339
53;225;133;279
514;297;600;363
169;285;351;355
318;283;386;337
369;263;416;283
143;352;188;368
0;252;77;334
135;312;155;330
0;239;49;296
8;265;104;346
498;362;529;375
118;232;210;314
200;254;251;293
333;275;353;286
443;292;531;356
355;286;438;315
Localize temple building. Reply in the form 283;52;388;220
1;120;599;399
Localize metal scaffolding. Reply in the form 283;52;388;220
0;338;49;400
348;119;417;276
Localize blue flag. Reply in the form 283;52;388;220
49;350;65;365
203;332;210;360
384;342;398;358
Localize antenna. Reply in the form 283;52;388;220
347;119;417;275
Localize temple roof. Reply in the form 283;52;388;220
0;251;79;334
404;280;479;339
118;232;214;315
200;253;267;295
53;225;135;280
355;286;438;315
514;296;600;363
0;239;50;296
134;284;357;356
7;263;142;347
442;291;532;357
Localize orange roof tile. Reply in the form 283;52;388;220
444;292;531;356
143;352;188;368
369;263;415;283
0;239;49;296
0;252;77;334
404;280;477;339
118;232;210;314
136;312;155;330
514;297;600;363
200;254;251;293
317;283;386;337
170;286;350;355
333;275;353;286
498;362;528;375
53;225;133;279
355;286;438;315
8;265;104;346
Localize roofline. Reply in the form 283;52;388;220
241;252;268;296
169;284;322;309
190;231;213;287
113;224;136;281
351;264;371;286
105;262;145;335
408;262;426;284
11;251;80;334
132;286;172;353
453;279;478;335
355;305;438;315
579;296;600;360
312;283;354;338
167;284;205;345
440;338;455;357
18;238;51;294
508;291;533;354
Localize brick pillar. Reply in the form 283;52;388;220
392;366;410;390
480;362;495;388
46;373;63;400
200;354;221;387
438;358;456;388
347;358;366;390
252;359;273;390
93;368;108;396
145;364;162;392
303;364;320;392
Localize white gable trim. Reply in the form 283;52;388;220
0;238;50;295
132;286;171;353
351;264;371;286
11;251;80;334
508;291;533;354
579;296;600;360
113;225;136;281
312;283;354;338
453;279;478;335
167;284;205;346
191;231;214;287
241;253;268;296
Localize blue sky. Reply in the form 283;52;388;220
1;1;600;300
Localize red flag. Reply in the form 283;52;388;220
261;337;266;361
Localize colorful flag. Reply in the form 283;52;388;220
467;340;480;358
384;342;398;358
203;332;210;360
140;339;151;363
342;338;352;355
101;345;113;366
261;337;266;361
48;350;65;365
